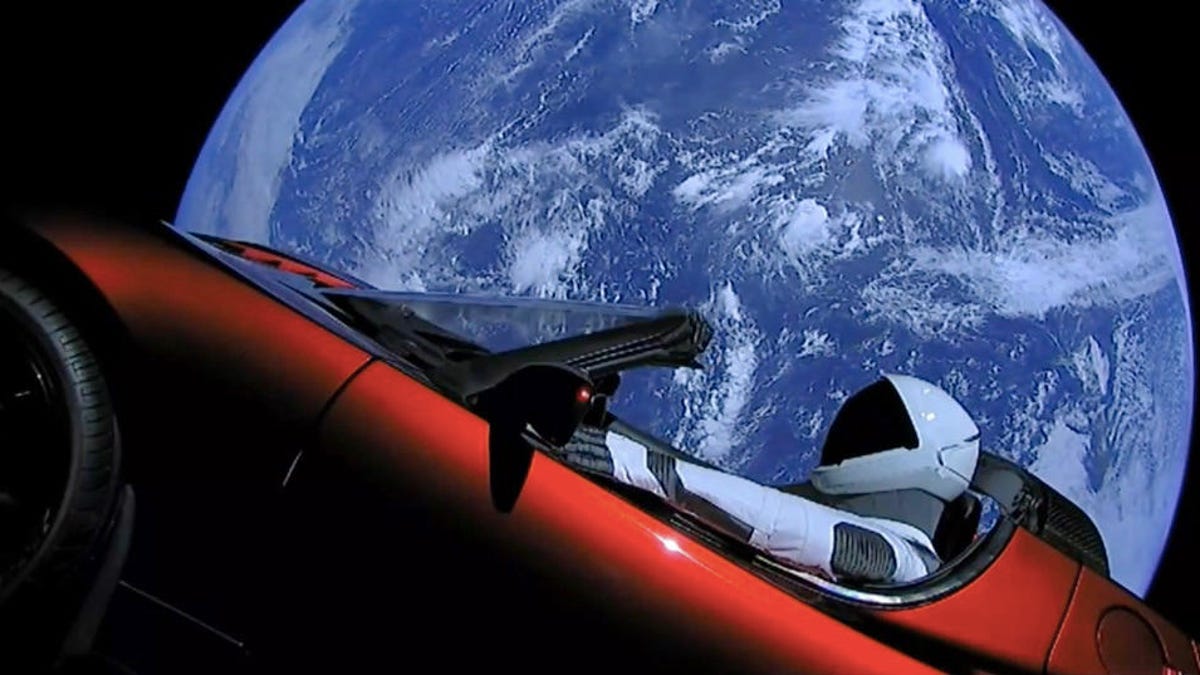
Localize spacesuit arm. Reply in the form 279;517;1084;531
557;426;940;584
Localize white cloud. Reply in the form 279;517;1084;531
994;0;1067;70
628;0;659;26
774;0;973;182
774;79;870;155
797;328;836;358
673;165;782;212
1043;151;1128;212
923;134;973;181
359;144;491;287
358;106;665;294
493;0;595;86
672;283;763;464
987;0;1084;115
507;228;586;296
707;41;746;63
908;193;1177;319
778;198;832;256
1070;335;1110;397
714;0;781;34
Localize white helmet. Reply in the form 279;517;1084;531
809;374;980;502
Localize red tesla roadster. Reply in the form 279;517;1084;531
0;212;1195;674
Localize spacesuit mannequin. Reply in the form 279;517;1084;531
556;374;981;584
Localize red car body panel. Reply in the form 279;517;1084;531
38;214;371;430
1047;566;1198;674
317;361;943;675
6;212;1195;674
876;529;1080;673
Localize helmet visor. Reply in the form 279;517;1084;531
820;378;918;466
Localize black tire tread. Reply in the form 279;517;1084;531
0;266;120;600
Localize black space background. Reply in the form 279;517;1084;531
3;2;1196;640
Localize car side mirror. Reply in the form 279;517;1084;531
473;363;594;512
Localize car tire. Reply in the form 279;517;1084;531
0;266;121;614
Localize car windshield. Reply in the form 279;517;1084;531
323;288;668;354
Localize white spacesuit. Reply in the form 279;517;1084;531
557;374;981;584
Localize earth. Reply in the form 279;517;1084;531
175;0;1192;596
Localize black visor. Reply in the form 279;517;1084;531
820;378;919;466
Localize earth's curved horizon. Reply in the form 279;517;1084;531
176;0;1193;596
